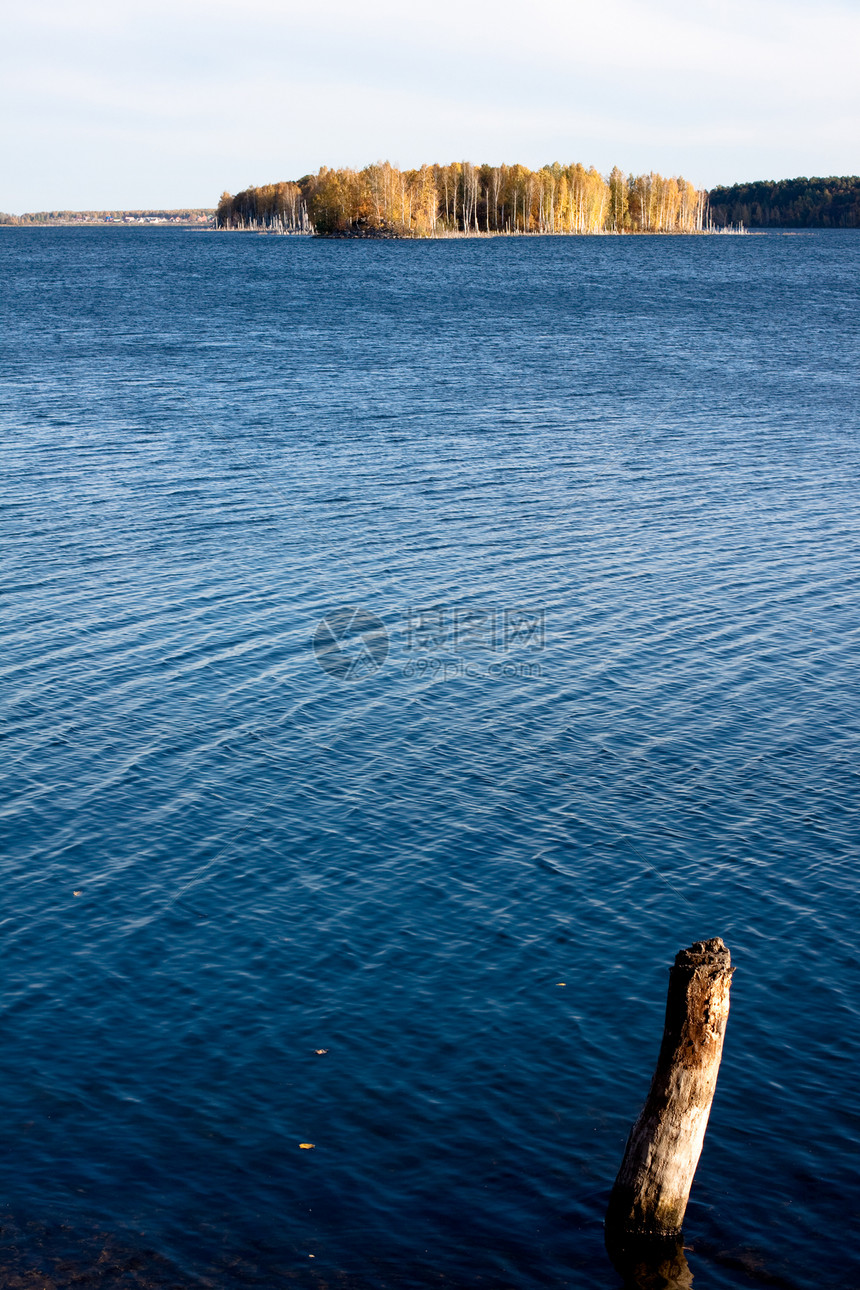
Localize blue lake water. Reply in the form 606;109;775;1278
1;226;858;1288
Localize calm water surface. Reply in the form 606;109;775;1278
1;227;859;1288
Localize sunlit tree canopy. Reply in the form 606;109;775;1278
216;163;709;235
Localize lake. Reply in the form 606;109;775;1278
1;226;858;1288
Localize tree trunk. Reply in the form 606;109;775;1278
606;937;734;1240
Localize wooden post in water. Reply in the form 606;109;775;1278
606;938;734;1242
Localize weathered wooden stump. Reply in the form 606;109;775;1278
606;937;734;1242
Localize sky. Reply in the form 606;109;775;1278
2;0;858;212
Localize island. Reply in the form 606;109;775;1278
215;162;710;236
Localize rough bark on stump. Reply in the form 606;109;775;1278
606;937;734;1240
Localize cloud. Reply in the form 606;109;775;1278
2;0;858;209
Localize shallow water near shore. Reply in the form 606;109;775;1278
1;226;859;1289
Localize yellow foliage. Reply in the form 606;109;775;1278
217;162;709;236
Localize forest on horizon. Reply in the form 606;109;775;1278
3;172;856;233
708;176;860;228
218;165;860;236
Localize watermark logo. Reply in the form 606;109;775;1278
312;606;389;681
313;604;545;682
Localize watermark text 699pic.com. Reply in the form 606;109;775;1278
313;605;546;683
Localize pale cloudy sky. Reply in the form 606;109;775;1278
2;0;858;211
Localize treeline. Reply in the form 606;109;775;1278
708;176;860;228
1;209;215;225
216;162;708;236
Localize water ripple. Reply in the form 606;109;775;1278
0;227;858;1289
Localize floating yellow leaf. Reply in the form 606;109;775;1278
556;982;566;987
299;1142;315;1150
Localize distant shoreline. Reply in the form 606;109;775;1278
0;210;215;228
0;223;216;230
0;223;750;237
4;173;856;232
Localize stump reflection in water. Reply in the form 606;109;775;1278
605;1232;694;1290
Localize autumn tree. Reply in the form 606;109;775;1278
217;160;712;236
